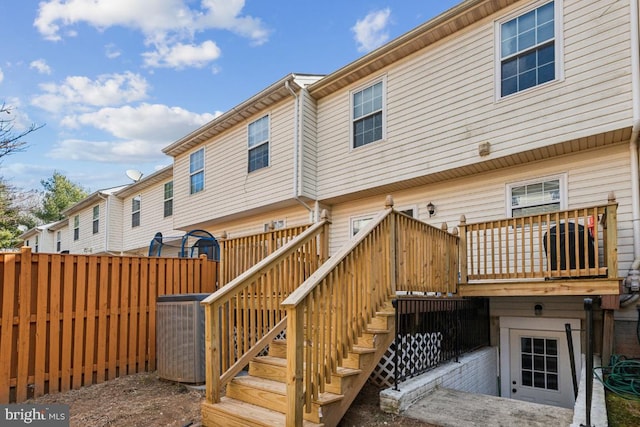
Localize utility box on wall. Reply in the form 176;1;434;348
156;293;209;383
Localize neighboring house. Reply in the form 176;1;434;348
162;73;325;239
162;0;639;412
19;220;63;253
61;185;127;255
114;165;184;257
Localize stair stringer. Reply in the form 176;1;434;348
319;305;396;427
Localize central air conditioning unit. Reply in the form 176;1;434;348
156;293;209;383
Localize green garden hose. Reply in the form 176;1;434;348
594;355;640;399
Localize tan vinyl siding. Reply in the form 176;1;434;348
196;205;313;239
119;179;180;254
69;201;106;254
173;99;297;230
315;0;632;201
107;197;123;252
327;144;633;274
300;89;318;198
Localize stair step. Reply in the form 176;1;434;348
227;375;343;424
202;396;323;427
249;355;362;395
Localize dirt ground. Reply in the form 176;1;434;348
27;371;435;427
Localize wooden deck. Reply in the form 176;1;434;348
458;277;621;297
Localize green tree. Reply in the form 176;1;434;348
0;179;36;249
33;172;89;223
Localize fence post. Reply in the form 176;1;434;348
219;231;228;286
286;305;304;427
605;192;617;279
458;215;468;284
320;209;330;265
16;247;33;402
386;196;397;294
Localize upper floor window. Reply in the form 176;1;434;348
352;79;384;148
248;115;269;172
35;235;39;252
56;231;62;252
92;205;99;234
498;1;559;97
190;148;204;194
164;181;173;217
73;215;80;241
507;174;566;217
132;196;141;228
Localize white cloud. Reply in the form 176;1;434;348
352;8;392;53
105;43;121;59
34;0;270;70
52;103;220;162
29;59;52;75
143;40;221;69
31;71;149;113
2;97;35;131
0;67;3;83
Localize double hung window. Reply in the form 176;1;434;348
248;115;269;172
190;149;204;194
92;205;99;234
499;1;559;97
132;196;141;228
352;80;384;148
508;175;566;217
164;181;173;217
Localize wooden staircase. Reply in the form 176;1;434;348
201;303;395;426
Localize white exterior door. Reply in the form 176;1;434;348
509;329;574;407
500;317;580;409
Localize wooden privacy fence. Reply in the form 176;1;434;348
458;195;617;282
0;247;217;403
219;224;311;286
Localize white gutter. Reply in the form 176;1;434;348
285;79;315;220
631;0;640;258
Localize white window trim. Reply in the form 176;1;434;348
164;181;173;217
92;205;99;234
56;231;62;252
494;0;564;101
349;75;387;151
132;195;141;228
396;204;419;219
350;213;376;237
264;219;286;232
505;173;567;217
189;147;205;194
247;114;271;173
73;215;80;241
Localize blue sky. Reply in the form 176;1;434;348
0;0;460;193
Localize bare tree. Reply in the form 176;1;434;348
0;103;44;159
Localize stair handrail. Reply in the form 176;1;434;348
281;195;459;425
201;212;330;404
281;204;394;426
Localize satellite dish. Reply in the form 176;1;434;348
126;169;143;182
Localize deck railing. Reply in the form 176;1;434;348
201;214;329;404
458;195;618;282
219;224;311;286
281;196;459;424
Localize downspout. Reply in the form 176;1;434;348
631;0;640;258
622;0;640;306
285;78;315;221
